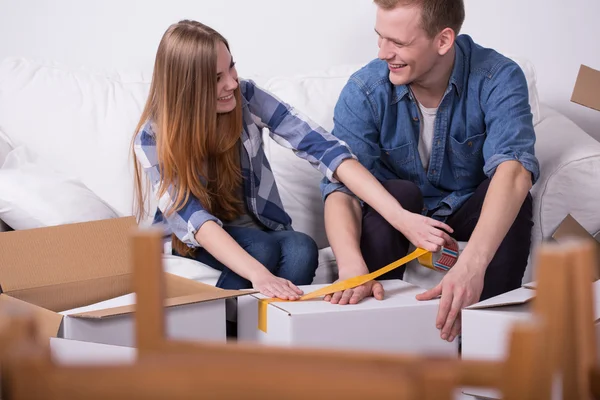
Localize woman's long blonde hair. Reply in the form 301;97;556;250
132;20;244;256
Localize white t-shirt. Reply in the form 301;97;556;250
417;102;438;171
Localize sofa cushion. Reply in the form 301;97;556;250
0;146;119;230
0;58;152;219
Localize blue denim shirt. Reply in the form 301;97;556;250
321;35;539;219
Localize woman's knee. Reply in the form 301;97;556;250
242;236;281;272
278;231;319;283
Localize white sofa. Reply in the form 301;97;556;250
1;56;600;289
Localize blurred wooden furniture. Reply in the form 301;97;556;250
6;229;598;399
532;238;599;400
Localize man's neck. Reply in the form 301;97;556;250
409;46;456;108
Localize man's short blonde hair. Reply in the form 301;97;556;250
374;0;465;38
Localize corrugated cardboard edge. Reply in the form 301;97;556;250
0;294;63;337
571;64;600;112
465;288;536;310
522;282;537;289
69;275;257;319
467;281;600;323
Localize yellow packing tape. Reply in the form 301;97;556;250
257;247;429;333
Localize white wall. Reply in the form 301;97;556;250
0;0;598;139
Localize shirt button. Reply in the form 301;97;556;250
468;141;473;147
413;116;419;122
432;169;436;174
437;140;440;146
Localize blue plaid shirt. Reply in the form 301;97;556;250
134;79;355;247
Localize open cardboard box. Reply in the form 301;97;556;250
238;279;458;356
0;217;248;347
571;64;600;112
460;281;600;399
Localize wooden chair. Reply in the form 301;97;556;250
531;238;599;400
0;228;569;400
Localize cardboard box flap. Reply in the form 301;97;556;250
552;214;595;241
0;217;137;311
551;214;600;279
469;281;600;320
522;282;537;289
66;273;254;319
466;287;536;310
571;64;600;112
0;294;63;338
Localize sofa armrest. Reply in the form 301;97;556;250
528;105;600;279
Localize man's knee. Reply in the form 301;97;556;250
381;179;423;214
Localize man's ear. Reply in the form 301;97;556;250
436;28;455;56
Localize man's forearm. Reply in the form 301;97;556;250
324;192;369;276
461;160;533;271
334;159;406;226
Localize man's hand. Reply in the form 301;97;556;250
323;269;384;305
392;210;455;252
416;259;485;342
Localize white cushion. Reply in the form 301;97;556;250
0;146;119;230
0;58;152;218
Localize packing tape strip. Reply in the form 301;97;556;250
257;247;429;333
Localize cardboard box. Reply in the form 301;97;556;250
238;279;458;356
571;64;600;112
461;282;600;399
552;214;600;279
0;217;247;347
50;337;136;365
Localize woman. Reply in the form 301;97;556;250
132;20;349;299
132;20;453;300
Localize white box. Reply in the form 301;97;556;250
60;289;227;348
461;281;600;399
238;280;458;356
50;337;136;365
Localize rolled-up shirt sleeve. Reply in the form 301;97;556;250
319;78;383;202
241;79;357;183
481;61;540;184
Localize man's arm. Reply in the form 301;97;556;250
417;161;531;341
417;60;539;342
319;74;457;304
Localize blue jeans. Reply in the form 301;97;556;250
175;227;319;290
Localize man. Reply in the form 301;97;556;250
320;0;537;343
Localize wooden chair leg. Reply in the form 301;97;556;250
533;241;572;400
502;321;545;400
131;229;167;356
565;239;598;399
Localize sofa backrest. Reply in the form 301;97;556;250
0;57;540;248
